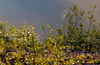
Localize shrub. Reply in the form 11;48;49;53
0;4;100;64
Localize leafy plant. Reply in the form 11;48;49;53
0;4;100;65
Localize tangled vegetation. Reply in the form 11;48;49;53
0;4;100;65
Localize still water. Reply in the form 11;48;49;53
0;0;100;34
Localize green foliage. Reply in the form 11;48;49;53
0;4;100;64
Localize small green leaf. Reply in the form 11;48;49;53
88;11;92;15
93;20;96;22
